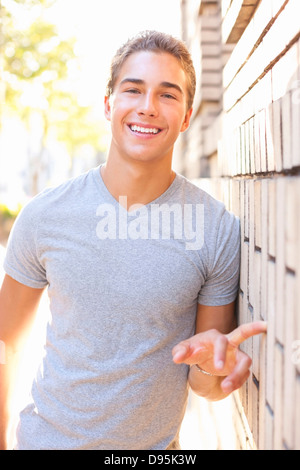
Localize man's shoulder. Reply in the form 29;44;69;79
175;174;240;234
176;173;227;212
16;167;99;228
25;167;97;209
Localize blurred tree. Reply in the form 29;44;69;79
0;0;106;195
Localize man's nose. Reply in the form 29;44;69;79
137;92;159;118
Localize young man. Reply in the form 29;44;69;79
0;31;266;450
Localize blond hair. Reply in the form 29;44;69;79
106;30;196;111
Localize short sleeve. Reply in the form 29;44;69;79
3;202;48;289
198;210;240;306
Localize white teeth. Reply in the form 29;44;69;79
130;125;159;134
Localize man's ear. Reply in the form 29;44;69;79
180;108;193;133
104;95;111;121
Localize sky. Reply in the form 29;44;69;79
46;0;182;110
2;0;182;111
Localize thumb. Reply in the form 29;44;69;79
172;343;192;363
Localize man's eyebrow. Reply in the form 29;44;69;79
119;78;145;86
119;78;184;95
159;81;184;95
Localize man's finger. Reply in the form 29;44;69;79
213;334;228;371
221;350;252;393
227;321;267;347
172;343;192;363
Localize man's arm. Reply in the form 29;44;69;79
0;274;44;450
172;302;267;401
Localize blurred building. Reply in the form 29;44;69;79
180;0;300;450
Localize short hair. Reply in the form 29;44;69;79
106;30;196;111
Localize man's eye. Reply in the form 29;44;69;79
162;93;176;99
125;89;140;94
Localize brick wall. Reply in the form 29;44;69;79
180;0;300;450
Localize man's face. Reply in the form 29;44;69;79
104;51;192;165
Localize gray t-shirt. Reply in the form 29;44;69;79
3;166;240;450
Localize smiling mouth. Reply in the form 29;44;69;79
129;124;162;135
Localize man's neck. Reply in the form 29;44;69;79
101;155;175;210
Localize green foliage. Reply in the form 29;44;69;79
8;0;55;6
0;202;21;220
0;0;106;155
4;21;74;83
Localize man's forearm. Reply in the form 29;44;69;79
0;275;45;450
0;365;13;450
0;348;22;450
188;364;230;402
0;402;10;450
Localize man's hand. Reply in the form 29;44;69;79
172;321;267;395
